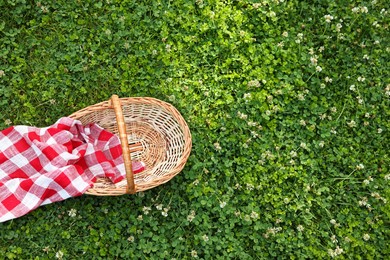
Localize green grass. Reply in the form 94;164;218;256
0;0;389;259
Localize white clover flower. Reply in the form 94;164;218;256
330;107;337;113
162;211;168;217
4;119;12;125
328;249;337;258
156;204;163;211
246;183;254;190
297;225;304;232
290;151;297;157
243;93;252;100
251;131;259;138
319;46;325;52
237;111;248;120
41;6;49;13
187;210;196;222
214;142;222;151
300;142;307;149
258;159;265;165
247;121;258;127
143;206;151;215
297;93;305;101
191;250;198;258
371;192;381;199
127;236;135;242
0;70;5;77
356;164;365;170
331;235;338;243
361;6;368;13
319;141;325;148
347;120;357;128
384;174;390;180
352;7;360;13
137;215;143;221
310;56;318;65
55;250;64;259
250;211;259;219
357;76;365;82
220;201;227;208
248;79;260;87
363;234;370;241
299;119;306;126
202;235;209;242
325;77;332;83
320;83;326;89
350;85;356;91
363;179;370;185
234;183;242;190
282;31;289;37
377;128;383;133
252;3;261;9
316;66;322;72
336;23;342;32
324;14;334;23
67;209;77;218
334;246;344;255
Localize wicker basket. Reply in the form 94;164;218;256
68;95;192;196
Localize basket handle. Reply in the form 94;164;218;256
109;95;136;194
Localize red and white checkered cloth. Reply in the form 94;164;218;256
0;117;135;222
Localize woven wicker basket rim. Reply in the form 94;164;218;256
68;95;192;195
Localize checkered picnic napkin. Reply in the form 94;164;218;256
0;117;126;222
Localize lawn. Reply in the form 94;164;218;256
0;0;389;259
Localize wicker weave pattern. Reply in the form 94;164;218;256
68;96;192;195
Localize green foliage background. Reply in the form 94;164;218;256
0;0;389;259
